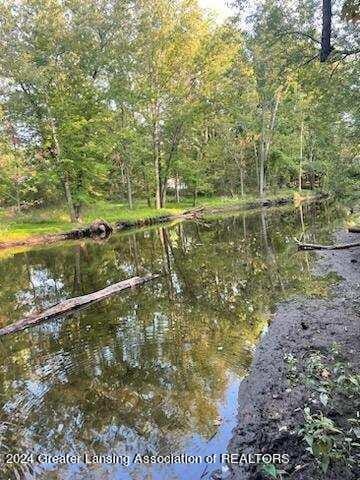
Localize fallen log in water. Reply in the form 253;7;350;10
0;193;324;252
348;226;360;233
296;239;360;251
0;219;113;250
0;273;159;337
116;207;204;230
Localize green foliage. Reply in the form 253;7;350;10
298;349;360;475
0;0;358;220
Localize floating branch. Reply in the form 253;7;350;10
0;273;159;337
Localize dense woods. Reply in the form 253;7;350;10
0;0;359;222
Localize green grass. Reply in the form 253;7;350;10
0;190;304;243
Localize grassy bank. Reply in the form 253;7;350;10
0;189;313;243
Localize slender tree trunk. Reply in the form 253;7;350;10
299;120;304;191
320;0;332;62
259;91;282;196
259;128;266;196
240;168;244;197
15;180;21;213
142;168;152;207
154;137;161;209
175;173;180;203
126;164;133;209
74;204;81;222
50;116;77;223
193;184;197;207
160;182;167;208
253;142;260;189
154;148;161;209
309;142;315;189
299;204;305;234
153;102;162;210
265;94;280;160
64;175;77;223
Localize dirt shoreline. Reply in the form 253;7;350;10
225;230;360;480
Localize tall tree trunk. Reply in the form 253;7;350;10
154;150;161;209
15;179;21;213
259;91;282;196
153;115;162;209
265;93;280;160
240;168;244;197
142;168;152;207
299;120;304;191
175;173;180;203
153;101;161;210
193;184;197;207
160;182;166;208
64;175;77;223
259;122;266;196
74;204;81;222
126;164;133;209
253;142;260;189
50;116;77;223
320;0;332;62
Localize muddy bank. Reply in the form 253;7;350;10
226;230;360;479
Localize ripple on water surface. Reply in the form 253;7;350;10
0;202;347;479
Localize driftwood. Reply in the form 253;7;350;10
0;273;159;337
296;240;360;251
348;226;360;233
0;219;113;250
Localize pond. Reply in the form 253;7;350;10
0;202;346;480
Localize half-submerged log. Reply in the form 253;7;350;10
51;218;113;240
348;226;360;233
116;207;204;231
296;240;360;251
0;273;159;337
0;219;113;250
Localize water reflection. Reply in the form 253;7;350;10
0;202;346;479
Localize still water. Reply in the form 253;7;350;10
0;202;346;480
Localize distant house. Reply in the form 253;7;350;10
167;177;187;190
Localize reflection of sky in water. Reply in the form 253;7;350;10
15;267;65;314
0;203;346;479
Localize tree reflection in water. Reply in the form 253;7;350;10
0;203;346;479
